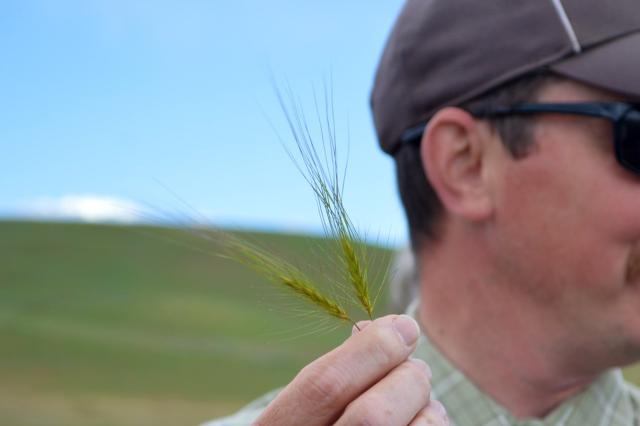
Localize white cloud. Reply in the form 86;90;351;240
15;195;143;224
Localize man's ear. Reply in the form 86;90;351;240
420;107;495;222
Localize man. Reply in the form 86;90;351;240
206;0;640;424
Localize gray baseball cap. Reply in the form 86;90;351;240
371;0;640;156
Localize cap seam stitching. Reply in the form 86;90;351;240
548;0;582;53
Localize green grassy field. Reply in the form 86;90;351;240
3;220;640;426
0;220;393;425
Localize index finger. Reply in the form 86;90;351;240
254;314;421;426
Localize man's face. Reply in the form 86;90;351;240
487;80;640;370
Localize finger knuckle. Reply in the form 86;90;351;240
402;362;432;398
296;362;349;411
355;413;389;426
369;326;405;367
342;397;392;426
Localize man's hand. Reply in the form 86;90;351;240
254;315;449;425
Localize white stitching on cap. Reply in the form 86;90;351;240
549;0;582;53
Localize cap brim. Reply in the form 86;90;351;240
551;32;640;99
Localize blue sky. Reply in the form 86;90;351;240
1;0;408;245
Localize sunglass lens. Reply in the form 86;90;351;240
617;110;640;174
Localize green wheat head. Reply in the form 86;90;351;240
221;232;351;323
210;81;381;327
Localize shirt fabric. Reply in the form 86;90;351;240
202;301;640;426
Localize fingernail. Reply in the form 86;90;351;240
410;357;432;379
392;315;420;346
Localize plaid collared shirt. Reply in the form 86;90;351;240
203;302;640;426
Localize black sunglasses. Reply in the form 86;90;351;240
401;102;640;175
